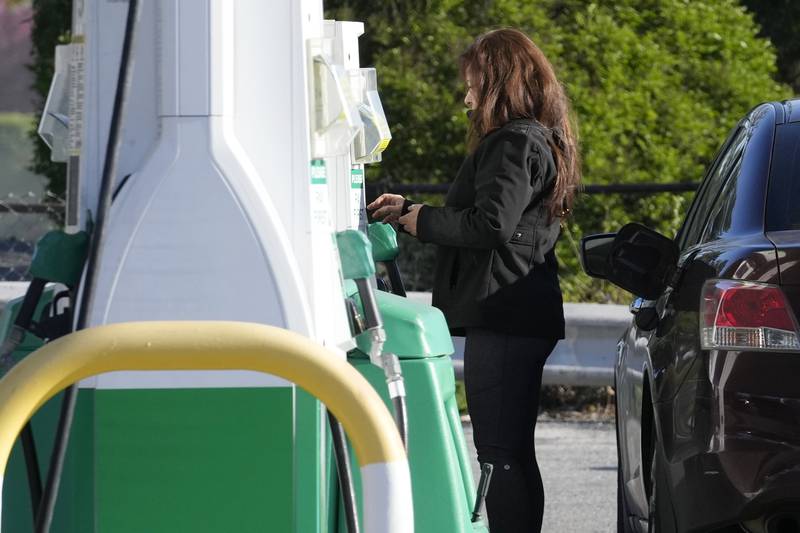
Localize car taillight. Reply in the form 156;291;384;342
701;280;800;351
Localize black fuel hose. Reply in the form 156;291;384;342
385;261;406;297
20;425;42;521
0;278;47;520
392;395;408;450
35;1;140;531
328;411;360;533
13;279;46;328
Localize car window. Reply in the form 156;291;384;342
766;122;800;231
675;125;742;248
698;154;743;243
677;126;748;250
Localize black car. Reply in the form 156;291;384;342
582;98;800;533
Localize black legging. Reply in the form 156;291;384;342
464;328;556;533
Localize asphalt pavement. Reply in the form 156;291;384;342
463;418;617;532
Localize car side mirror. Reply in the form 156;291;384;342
581;223;678;300
580;233;616;278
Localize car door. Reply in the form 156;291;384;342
617;123;750;519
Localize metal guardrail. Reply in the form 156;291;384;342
0;284;629;386
408;293;629;386
0;204;60;214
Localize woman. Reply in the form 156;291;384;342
368;28;581;532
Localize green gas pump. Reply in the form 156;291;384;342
333;226;488;533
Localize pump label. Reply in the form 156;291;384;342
350;168;366;229
310;159;331;229
350;168;364;189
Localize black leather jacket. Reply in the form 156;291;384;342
416;118;565;339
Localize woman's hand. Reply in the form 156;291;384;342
367;193;405;223
398;204;423;237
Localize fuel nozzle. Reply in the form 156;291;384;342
367;223;406;297
353;276;385;364
336;230;408;447
0;231;89;370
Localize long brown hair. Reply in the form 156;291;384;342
460;28;581;218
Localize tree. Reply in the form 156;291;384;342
741;0;800;93
328;0;791;301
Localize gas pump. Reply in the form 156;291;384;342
1;1;369;532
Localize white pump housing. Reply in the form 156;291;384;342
48;0;372;388
322;20;392;232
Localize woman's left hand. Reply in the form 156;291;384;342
398;204;423;237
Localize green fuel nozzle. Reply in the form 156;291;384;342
336;229;407;447
336;229;383;353
336;230;384;354
367;223;406;297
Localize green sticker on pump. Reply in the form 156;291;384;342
351;168;364;189
310;159;327;185
350;167;366;228
310;159;330;228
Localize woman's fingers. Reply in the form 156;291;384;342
372;204;401;221
398;204;422;237
366;197;384;210
367;193;404;211
397;204;421;223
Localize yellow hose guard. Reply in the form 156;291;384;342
0;321;407;471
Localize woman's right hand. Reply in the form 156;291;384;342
367;193;406;223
